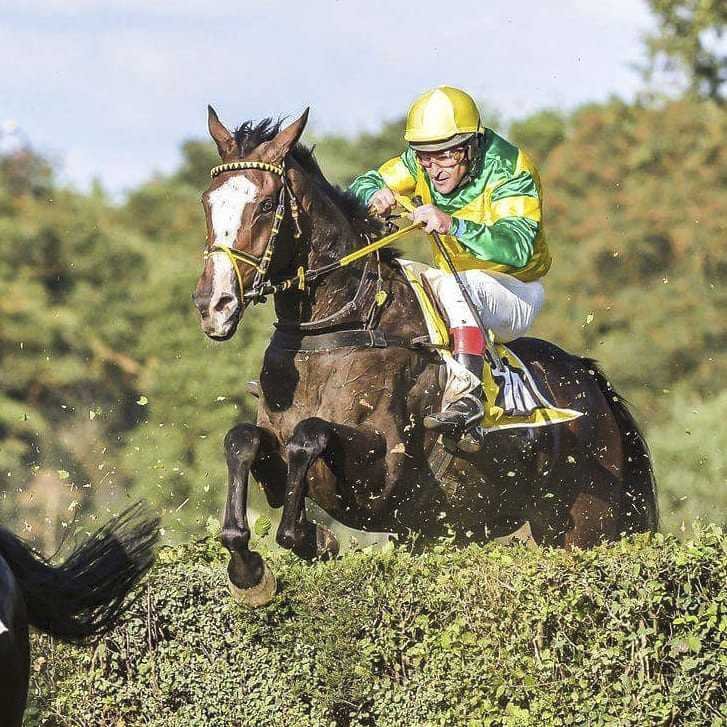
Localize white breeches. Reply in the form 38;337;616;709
422;268;545;410
422;268;545;343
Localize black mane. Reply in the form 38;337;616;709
234;118;384;241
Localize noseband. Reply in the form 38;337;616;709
204;160;303;304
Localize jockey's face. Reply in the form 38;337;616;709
416;145;470;195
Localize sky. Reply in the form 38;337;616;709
0;0;655;196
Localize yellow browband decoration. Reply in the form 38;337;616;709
210;161;285;178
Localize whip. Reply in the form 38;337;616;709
410;195;502;369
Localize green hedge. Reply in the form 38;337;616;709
30;527;726;726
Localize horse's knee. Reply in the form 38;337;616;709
224;423;260;465
287;418;332;461
287;440;319;470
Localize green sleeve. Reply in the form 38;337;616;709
454;217;539;269
348;170;387;207
349;149;419;206
452;170;541;268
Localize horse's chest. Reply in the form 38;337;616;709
259;348;408;434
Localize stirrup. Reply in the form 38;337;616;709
423;392;484;434
457;426;484;454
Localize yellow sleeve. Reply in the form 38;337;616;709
378;156;417;196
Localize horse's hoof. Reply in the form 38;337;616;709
316;524;340;559
228;561;277;608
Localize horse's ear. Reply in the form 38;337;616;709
264;108;310;163
208;105;238;161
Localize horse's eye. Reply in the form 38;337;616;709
261;198;274;213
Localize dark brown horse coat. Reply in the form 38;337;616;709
193;108;657;605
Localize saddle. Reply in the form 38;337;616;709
396;259;582;434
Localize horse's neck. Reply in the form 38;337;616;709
274;173;368;326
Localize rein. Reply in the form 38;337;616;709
204;159;422;304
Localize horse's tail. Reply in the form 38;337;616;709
584;359;659;533
0;501;159;642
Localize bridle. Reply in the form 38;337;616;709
202;158;423;310
203;159;304;304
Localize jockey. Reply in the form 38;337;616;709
349;86;551;447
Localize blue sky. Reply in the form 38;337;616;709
1;0;654;195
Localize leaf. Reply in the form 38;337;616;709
686;635;702;654
254;515;272;538
57;470;70;481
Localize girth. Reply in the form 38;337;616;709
269;327;431;353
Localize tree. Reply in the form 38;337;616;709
508;109;567;164
645;0;727;102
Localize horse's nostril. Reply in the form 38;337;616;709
214;294;234;313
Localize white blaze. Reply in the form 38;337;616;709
207;175;259;298
209;175;259;248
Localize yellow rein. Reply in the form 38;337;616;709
338;222;422;266
204;219;423;298
202;246;265;298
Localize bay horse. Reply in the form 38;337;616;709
193;107;657;607
0;501;159;725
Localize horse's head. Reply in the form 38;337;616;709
193;105;309;339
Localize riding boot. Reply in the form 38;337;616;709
424;321;486;435
424;351;486;435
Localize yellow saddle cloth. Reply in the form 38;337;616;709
397;259;582;433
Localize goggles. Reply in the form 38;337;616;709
414;145;468;169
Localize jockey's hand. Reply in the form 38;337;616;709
411;204;453;235
369;188;396;217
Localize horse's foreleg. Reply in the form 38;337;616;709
277;417;339;560
221;423;277;607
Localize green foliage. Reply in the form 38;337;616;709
29;529;727;726
533;97;726;424
508;109;567;164
644;0;727;102
649;388;727;533
0;148;151;547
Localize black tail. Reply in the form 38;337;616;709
585;359;659;533
0;501;160;642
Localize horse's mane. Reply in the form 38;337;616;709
234;119;389;246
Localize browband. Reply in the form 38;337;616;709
210;161;285;178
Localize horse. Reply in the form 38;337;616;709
192;106;658;607
0;501;159;725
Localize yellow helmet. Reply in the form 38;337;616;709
404;86;482;151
